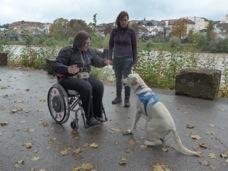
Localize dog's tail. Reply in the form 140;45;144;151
171;129;200;157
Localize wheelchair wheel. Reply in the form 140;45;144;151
70;119;79;130
47;83;70;124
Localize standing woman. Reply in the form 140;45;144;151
109;11;137;107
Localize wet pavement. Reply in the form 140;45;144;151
0;66;228;171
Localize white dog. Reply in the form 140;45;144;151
123;73;200;157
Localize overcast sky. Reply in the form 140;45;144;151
0;0;227;25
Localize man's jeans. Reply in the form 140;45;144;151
113;57;133;99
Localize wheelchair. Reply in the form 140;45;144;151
47;78;108;130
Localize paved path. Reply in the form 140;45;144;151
0;67;228;171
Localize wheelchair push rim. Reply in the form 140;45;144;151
47;83;70;124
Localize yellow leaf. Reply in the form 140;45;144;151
152;163;170;171
89;143;98;148
119;157;128;166
72;167;81;171
128;138;136;145
111;128;122;132
59;147;70;156
31;156;40;161
81;162;94;170
208;153;217;159
191;134;201;140
73;148;81;154
23;142;32;149
199;143;208;149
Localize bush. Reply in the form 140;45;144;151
169;36;181;48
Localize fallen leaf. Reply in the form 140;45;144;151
152;163;170;171
0;122;8;127
162;146;170;152
209;123;215;127
71;130;80;139
39;169;47;171
11;109;18;113
24;128;34;133
83;143;89;147
122;129;132;135
128;138;136;145
220;153;228;159
31;156;40;161
191;134;201;140
119;157;128;166
48;138;56;144
208;153;217;159
23;142;32;149
73;148;81;155
89;143;98;148
111;128;122;132
72;167;81;171
15;160;24;168
199;143;208;149
199;160;210;166
186;124;195;129
140;144;147;149
81;162;94;170
59;147;71;156
41;121;49;127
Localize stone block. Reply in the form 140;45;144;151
175;68;221;100
0;53;8;66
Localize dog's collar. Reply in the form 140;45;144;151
135;85;151;95
135;85;143;93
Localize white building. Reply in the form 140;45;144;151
185;17;209;32
221;14;228;23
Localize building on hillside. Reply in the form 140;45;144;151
9;21;51;34
221;14;228;23
185;17;209;32
96;23;115;37
159;18;195;39
214;23;228;39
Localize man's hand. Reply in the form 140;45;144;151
67;64;80;74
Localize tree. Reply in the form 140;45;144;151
67;19;91;37
206;21;215;41
49;18;68;39
171;19;187;39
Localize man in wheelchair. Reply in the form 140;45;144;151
54;31;111;128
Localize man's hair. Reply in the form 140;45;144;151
73;31;91;50
115;11;129;28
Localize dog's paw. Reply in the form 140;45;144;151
122;129;133;135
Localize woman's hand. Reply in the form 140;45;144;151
104;59;112;65
67;64;80;74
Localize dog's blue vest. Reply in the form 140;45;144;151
137;90;159;115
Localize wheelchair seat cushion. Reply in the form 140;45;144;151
67;89;79;96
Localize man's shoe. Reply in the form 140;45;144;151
112;97;122;104
124;98;130;108
86;117;100;127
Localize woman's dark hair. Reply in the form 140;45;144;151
115;11;129;28
73;31;91;50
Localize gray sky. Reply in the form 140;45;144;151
0;0;227;25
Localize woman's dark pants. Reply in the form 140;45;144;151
59;77;104;120
113;58;133;100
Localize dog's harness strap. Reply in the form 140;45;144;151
137;91;159;115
